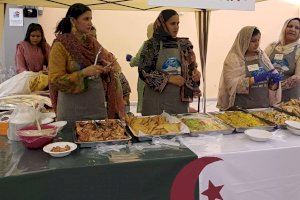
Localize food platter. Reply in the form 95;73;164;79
246;108;300;128
73;119;132;147
209;111;276;132
176;113;234;135
275;99;300;118
125;112;190;141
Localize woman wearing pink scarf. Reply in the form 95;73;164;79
15;23;50;73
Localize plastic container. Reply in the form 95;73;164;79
17;124;57;149
7;105;35;141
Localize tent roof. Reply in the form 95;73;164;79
0;0;267;11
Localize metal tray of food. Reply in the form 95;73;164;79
273;99;300;118
125;113;190;141
176;113;234;135
245;107;300;129
73;119;132;148
209;111;276;133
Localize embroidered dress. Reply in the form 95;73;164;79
15;41;50;73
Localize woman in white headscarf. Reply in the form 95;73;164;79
265;18;300;102
217;26;281;110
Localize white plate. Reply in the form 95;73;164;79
49;121;67;132
287;126;300;136
244;129;272;142
43;142;77;157
285;121;300;130
41;118;54;124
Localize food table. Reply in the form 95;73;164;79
0;128;198;200
1;98;299;200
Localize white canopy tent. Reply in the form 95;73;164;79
0;0;267;112
0;0;266;10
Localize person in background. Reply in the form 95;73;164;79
90;26;131;114
217;26;282;110
15;23;50;74
139;9;201;116
265;18;300;102
126;23;154;113
119;72;131;113
49;3;124;124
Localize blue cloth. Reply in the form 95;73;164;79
270;72;283;84
253;69;273;83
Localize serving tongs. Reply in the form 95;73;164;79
92;120;102;130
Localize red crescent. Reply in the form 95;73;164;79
170;156;223;200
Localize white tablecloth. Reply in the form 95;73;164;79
180;130;300;200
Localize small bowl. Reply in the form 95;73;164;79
287;126;300;136
245;129;272;142
285;121;300;130
43;142;77;157
17;125;57;149
49;121;67;132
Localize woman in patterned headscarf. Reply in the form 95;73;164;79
49;3;124;125
265;18;300;102
139;9;201;116
217;26;281;111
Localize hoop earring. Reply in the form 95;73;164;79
71;25;77;33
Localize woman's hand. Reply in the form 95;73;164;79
81;65;104;77
168;75;185;87
192;69;201;82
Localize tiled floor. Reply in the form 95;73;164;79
129;99;218;115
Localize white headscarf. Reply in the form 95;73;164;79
217;26;281;110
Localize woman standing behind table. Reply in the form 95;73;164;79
139;9;201;116
126;23;154;113
15;23;50;73
265;18;300;101
217;26;282;110
49;3;124;124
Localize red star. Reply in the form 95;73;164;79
201;180;224;200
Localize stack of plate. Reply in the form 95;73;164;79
244;129;273;142
285;121;300;135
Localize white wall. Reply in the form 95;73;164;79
38;0;300;101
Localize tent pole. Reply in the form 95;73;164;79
196;9;210;113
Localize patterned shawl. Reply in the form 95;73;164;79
51;33;124;119
141;12;201;102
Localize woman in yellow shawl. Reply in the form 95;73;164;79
49;3;124;124
217;26;281;110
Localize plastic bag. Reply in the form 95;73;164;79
93;143;127;154
0;71;37;97
152;137;181;147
